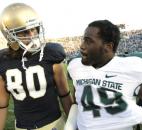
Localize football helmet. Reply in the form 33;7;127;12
0;3;45;52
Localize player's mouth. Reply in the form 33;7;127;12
80;51;88;59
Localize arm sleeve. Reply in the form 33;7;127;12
64;104;78;130
44;43;66;63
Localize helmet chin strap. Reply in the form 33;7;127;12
21;41;34;70
21;40;45;70
22;50;28;70
39;43;45;61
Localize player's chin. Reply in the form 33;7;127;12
81;57;90;65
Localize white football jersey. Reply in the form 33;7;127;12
68;56;142;130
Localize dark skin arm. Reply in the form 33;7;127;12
53;63;74;115
0;76;10;130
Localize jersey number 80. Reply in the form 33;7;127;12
6;65;47;101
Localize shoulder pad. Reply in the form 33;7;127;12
43;43;66;63
0;48;9;62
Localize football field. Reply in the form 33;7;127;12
5;98;15;130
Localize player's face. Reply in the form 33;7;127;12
80;27;107;67
16;27;38;45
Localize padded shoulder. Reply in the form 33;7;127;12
43;43;66;63
0;48;10;62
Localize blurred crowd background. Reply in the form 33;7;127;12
0;28;142;60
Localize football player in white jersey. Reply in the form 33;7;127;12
65;20;142;130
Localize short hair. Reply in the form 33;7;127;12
88;20;120;53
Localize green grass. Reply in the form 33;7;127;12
5;111;15;130
5;97;15;130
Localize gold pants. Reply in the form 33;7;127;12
15;115;66;130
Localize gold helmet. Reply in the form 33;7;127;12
0;3;45;52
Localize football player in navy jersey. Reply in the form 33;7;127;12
0;3;73;130
65;20;142;130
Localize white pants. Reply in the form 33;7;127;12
78;126;133;130
110;126;133;130
15;115;66;130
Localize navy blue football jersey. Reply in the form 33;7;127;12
0;43;66;129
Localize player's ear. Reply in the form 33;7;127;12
104;42;114;53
